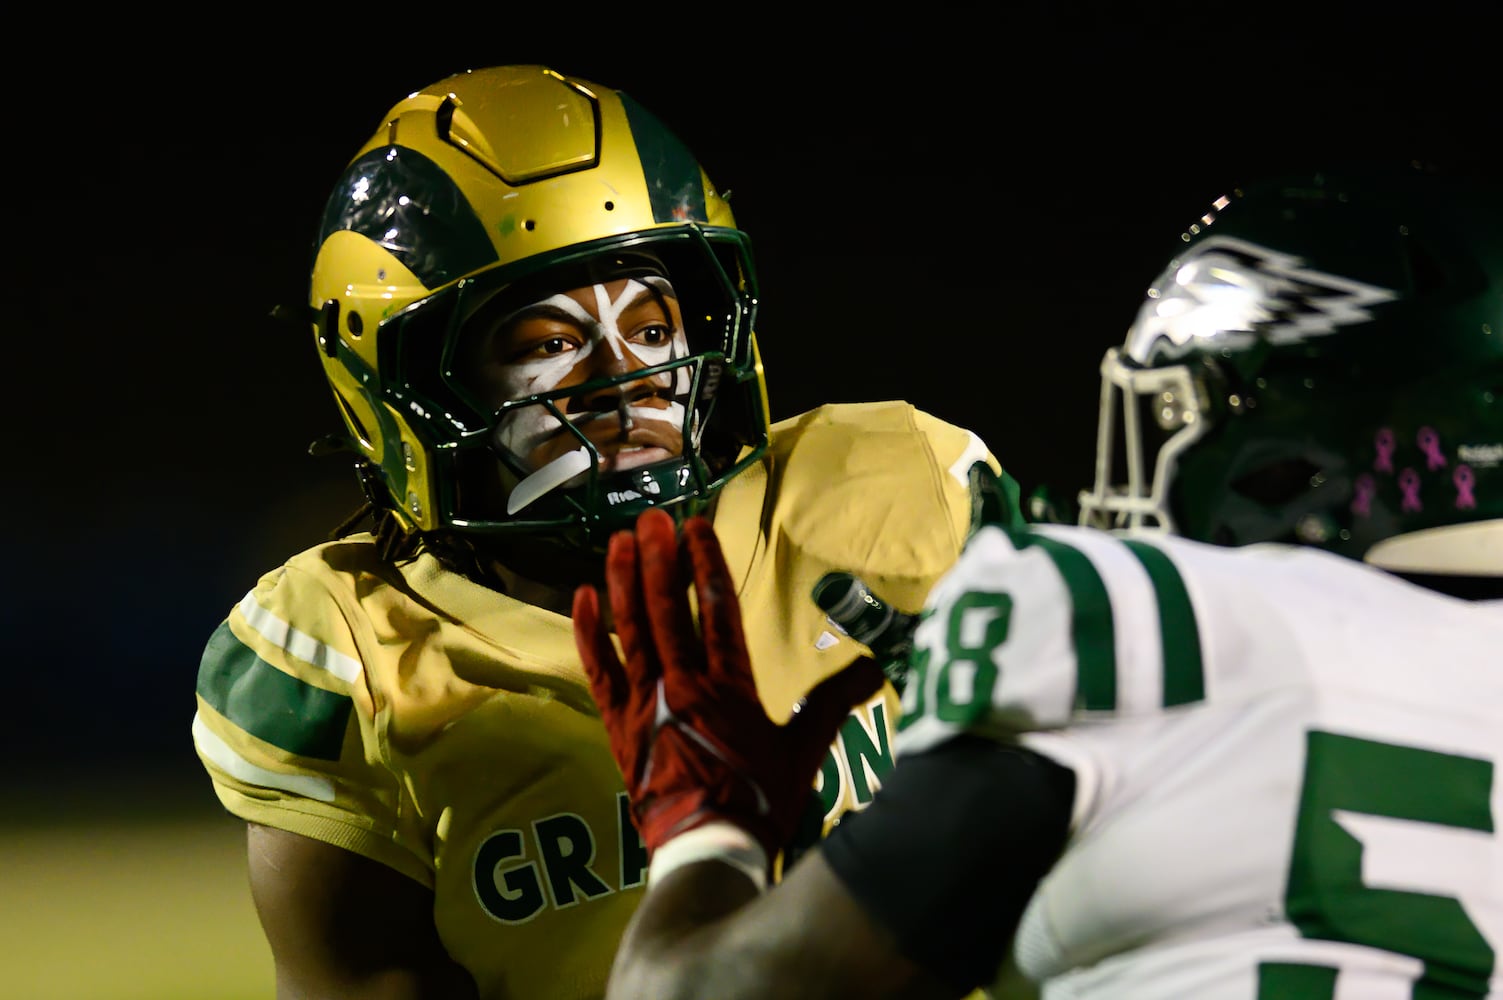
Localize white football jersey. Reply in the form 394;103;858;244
896;523;1503;1000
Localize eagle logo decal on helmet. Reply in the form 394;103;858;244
1126;236;1398;363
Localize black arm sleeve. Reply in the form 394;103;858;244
816;735;1075;994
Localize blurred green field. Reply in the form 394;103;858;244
6;770;1036;1000
2;773;275;1000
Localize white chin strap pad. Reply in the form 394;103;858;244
507;447;593;514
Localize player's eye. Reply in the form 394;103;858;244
536;336;575;356
633;324;674;347
499;331;582;363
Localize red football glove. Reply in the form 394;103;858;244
573;508;884;865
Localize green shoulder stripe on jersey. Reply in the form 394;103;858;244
1122;539;1205;707
1008;530;1116;711
196;622;353;760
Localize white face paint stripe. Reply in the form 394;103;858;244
503;280;677;391
494;279;690;458
592;283;630;363
569;401;688;429
494;292;600;401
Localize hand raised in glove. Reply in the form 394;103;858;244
573;508;884;870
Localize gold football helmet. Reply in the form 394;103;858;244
308;65;769;556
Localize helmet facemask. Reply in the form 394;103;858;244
371;230;767;555
1080;346;1215;533
1083;345;1346;547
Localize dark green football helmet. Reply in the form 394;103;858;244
1079;163;1502;575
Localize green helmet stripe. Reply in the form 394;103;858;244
1122;539;1206;707
317;146;498;289
617;93;708;224
1011;530;1117;711
196;622;353;760
331;341;411;517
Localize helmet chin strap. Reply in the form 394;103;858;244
507;447;593;514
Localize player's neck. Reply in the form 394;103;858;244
488;559;579;617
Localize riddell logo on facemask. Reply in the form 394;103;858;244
607;480;663;505
607;490;644;505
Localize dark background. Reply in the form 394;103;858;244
10;12;1499;800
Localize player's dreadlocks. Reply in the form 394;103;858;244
326;459;504;587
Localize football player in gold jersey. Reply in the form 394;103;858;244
190;64;1021;999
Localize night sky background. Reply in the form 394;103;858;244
9;11;1499;799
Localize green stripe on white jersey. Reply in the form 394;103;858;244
1121;539;1204;707
897;524;1207;750
1009;531;1117;711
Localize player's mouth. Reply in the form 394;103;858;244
519;407;685;476
600;443;675;472
506;417;683;514
593;423;682;471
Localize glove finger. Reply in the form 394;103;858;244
681;516;756;698
572;583;628;713
605;522;663;690
787;657;886;769
636;508;703;679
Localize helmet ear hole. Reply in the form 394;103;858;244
317;300;340;358
335;394;374;451
1229;458;1322;506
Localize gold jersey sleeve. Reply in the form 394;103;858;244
192;398;1016;1000
716;401;1012;836
192;547;425;885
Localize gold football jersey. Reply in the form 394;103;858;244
193;399;1015;999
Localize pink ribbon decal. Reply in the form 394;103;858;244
1351;473;1376;517
1374;428;1395;473
1417;426;1448;470
1454;464;1477;510
1398;468;1423;512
